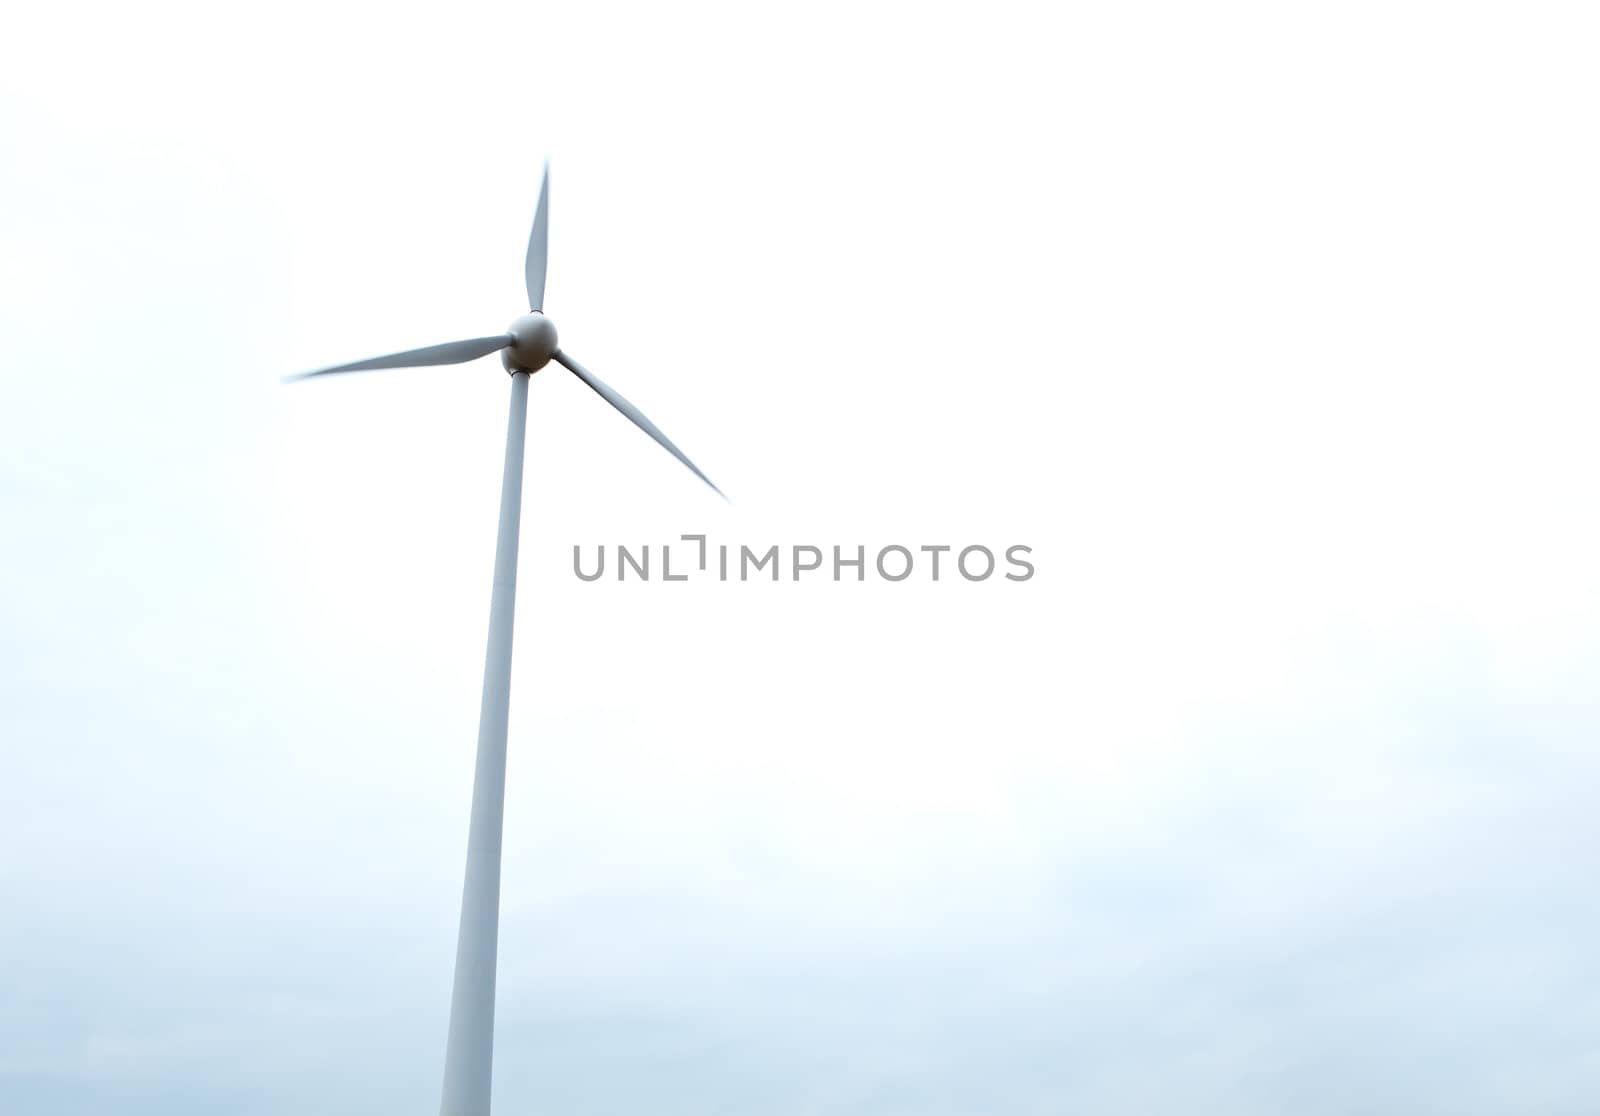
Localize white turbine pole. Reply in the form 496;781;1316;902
440;369;531;1116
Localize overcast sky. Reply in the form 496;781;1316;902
3;2;1598;1113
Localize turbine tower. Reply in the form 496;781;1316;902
287;165;722;1116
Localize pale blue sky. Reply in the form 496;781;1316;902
3;2;1598;1112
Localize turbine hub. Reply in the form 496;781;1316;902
502;312;559;373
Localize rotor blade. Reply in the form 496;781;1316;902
524;163;550;312
284;335;513;383
553;350;726;500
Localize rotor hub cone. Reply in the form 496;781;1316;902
503;312;558;372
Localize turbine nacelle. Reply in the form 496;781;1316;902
502;312;559;373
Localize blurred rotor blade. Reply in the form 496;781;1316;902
284;335;513;382
524;163;550;312
553;349;726;500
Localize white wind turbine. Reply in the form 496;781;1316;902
286;165;722;1116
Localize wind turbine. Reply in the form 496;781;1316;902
286;165;722;1116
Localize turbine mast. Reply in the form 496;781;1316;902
440;369;531;1116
